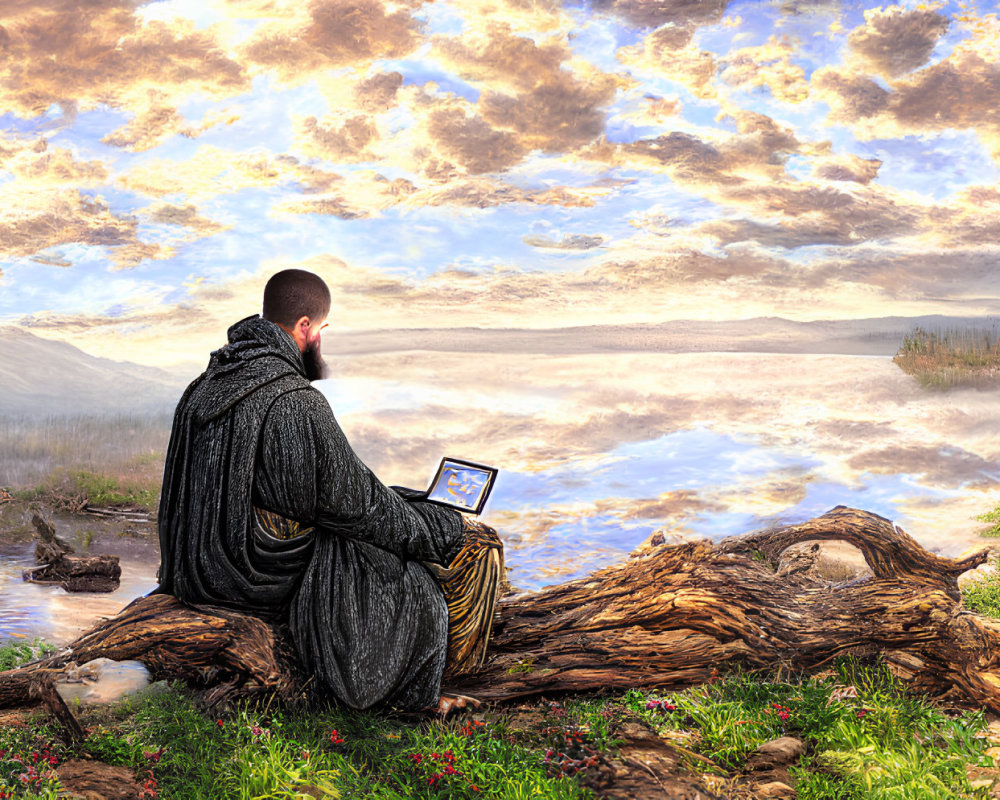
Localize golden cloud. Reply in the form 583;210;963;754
617;31;719;99
522;233;605;250
426;22;621;164
0;186;150;264
847;5;949;78
143;202;232;239
353;71;405;112
118;145;343;200
593;0;732;30
297;114;379;163
815;46;1000;157
433;21;570;93
101;96;240;153
813;154;882;184
242;0;421;82
718;35;810;103
425;106;526;174
0;2;247;118
596;109;817;190
0;136;108;185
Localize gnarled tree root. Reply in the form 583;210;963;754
2;506;997;715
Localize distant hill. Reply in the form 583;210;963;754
0;327;191;416
2;315;996;416
329;315;1000;357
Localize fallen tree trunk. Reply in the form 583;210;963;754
23;513;121;593
3;506;999;713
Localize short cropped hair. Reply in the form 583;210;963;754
262;269;331;328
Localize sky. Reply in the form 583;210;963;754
0;0;999;366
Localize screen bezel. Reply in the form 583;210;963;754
424;457;498;515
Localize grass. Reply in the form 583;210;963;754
975;504;1000;538
961;502;1000;618
626;657;995;799
13;467;161;512
0;634;997;799
893;325;1000;389
0;413;170;504
0;639;55;672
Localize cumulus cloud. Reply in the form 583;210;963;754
0;137;108;185
597;110;816;190
813;154;882;184
719;35;810;103
102;98;240;152
404;177;626;209
297;114;379;163
617;28;719;99
143;202;231;239
102;101;185;152
434;21;569;92
118;145;344;200
522;233;605;250
0;2;247;117
696;183;919;249
847;5;949;78
593;0;731;30
0;186;152;265
429;22;620;163
242;0;421;82
353;71;404;112
425;106;526;174
815;43;1000;157
812;68;890;122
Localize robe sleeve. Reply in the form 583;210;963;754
253;387;464;565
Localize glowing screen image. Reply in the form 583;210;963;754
426;459;497;514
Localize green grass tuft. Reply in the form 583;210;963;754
16;466;160;511
975;504;1000;538
0;638;56;671
626;657;993;799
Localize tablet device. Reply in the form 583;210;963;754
425;457;498;514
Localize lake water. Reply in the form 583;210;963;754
2;351;999;648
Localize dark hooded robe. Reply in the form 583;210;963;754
154;315;465;710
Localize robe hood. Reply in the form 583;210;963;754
191;315;306;425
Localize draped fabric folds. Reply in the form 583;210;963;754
154;315;465;710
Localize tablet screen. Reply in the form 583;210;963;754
426;458;497;514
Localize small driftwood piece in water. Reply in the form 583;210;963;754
1;506;998;713
23;514;121;593
83;506;153;525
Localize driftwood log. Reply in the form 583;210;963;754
3;506;1000;715
22;513;121;593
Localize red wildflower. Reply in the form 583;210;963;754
330;729;345;745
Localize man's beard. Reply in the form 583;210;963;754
303;337;328;381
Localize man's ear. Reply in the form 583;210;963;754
289;315;312;352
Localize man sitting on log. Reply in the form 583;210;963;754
154;268;503;714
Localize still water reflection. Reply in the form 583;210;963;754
1;352;998;650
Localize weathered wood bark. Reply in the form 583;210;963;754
24;513;121;592
3;506;999;713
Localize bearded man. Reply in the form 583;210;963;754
155;269;503;713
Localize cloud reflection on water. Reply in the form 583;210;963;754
318;351;1000;590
